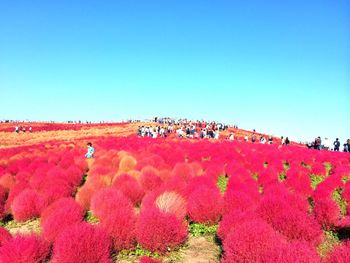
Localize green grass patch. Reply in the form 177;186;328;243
318;230;340;257
117;243;184;263
217;175;229;194
332;189;347;216
342;175;350;183
283;162;290;170
310;174;325;190
85;211;99;224
278;173;287;182
324;162;332;176
251;172;259;181
189;223;218;237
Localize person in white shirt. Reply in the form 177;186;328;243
214;130;219;140
323;137;332;150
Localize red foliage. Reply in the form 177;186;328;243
139;256;163;263
100;208;137;251
0;234;50;263
218;210;258;241
11;189;46;222
263;240;321;263
51;223;112;263
41;197;85;241
0;186;7;219
221;219;285;263
0;227;11;246
136;208;188;254
140;166;162;192
187;186;223;224
313;197;340;229
90;188;133;221
324;241;350;263
112;174;145;205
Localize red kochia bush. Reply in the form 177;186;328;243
313;197;340;229
324;241;350;263
0;234;50;263
112;174;145;205
187;186;222;224
41;197;85;241
136;208;187;254
139;256;163;263
0;185;7;219
0;227;11;246
90;188;133;221
263;240;321;263
221;219;285;263
100;208;137;251
140;166;162;192
265;207;323;246
218;210;258;241
51;223;112;263
11;189;46;222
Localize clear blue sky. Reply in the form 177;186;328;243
0;0;349;142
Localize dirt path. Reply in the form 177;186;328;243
179;235;220;263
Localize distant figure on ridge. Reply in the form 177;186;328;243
333;138;340;151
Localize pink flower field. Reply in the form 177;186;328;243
0;122;349;262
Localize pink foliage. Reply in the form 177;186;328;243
41;197;85;241
187;186;223;224
136;208;187;254
100;208;137;251
325;241;350;263
0;234;50;263
221;219;285;263
139;256;163;263
313;197;340;229
51;223;112;263
11;189;46;222
90;188;133;221
0;227;11;247
112;174;145;205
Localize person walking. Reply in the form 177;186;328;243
85;142;95;158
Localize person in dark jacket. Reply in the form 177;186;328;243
333;138;340;151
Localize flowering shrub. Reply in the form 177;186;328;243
0;234;50;263
136;208;188;254
155;191;187;219
90;188;133;221
1;122;350;261
324;241;350;263
0;227;11;246
221;219;285;263
11;189;46;222
51;223;112;263
187;186;223;224
41;197;85;241
100;208;137;251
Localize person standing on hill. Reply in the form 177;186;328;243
333;138;340;151
85;142;95;158
285;137;290;145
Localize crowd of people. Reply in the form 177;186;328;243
307;137;350;152
136;118;350;153
137;118;231;140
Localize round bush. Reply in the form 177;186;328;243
136;208;188;254
51;222;112;263
0;234;50;263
